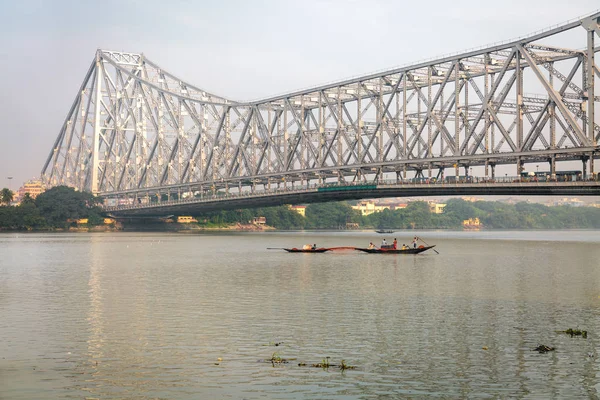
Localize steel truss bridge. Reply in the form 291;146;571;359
42;12;600;216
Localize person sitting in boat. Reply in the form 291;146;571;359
401;244;408;250
381;238;387;247
393;238;398;249
312;244;317;250
368;242;375;249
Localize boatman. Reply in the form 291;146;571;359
393;238;398;249
381;238;387;247
413;237;418;248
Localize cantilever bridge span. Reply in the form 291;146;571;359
42;12;600;215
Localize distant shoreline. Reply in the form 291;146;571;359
3;226;600;233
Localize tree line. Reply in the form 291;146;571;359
2;185;600;230
0;186;103;230
194;199;600;230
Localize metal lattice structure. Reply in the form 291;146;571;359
42;13;600;201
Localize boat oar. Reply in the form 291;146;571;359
418;238;439;254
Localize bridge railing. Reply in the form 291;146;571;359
102;174;599;212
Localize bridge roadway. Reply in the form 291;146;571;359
104;178;600;217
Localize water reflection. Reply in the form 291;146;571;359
1;231;599;399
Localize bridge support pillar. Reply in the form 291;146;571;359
590;152;595;178
582;156;589;179
550;155;556;177
490;164;495;179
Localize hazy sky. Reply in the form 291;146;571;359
0;0;598;190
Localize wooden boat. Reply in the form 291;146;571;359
375;229;394;234
283;248;331;253
354;245;436;254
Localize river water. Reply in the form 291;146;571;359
1;230;599;399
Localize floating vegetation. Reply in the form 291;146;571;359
556;328;588;338
259;350;357;371
298;356;356;370
311;356;332;368
270;352;287;365
339;359;356;371
534;345;555;353
262;341;284;347
258;352;296;366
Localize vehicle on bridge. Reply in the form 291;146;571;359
520;170;582;182
444;176;473;183
412;177;437;184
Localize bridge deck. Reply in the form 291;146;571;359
104;180;600;217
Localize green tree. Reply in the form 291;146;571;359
35;186;102;228
305;202;359;229
404;201;432;228
0;205;18;229
20;193;35;206
15;200;46;230
0;188;14;205
443;198;477;221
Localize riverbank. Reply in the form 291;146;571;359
0;222;277;233
119;222;276;232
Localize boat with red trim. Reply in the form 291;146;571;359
354;245;435;254
283;248;331;253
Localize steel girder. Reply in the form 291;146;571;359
42;13;600;198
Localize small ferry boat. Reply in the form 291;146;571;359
283;248;331;253
375;229;394;234
354;245;436;254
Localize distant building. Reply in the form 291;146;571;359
16;179;45;202
352;200;391;216
461;196;483;203
351;200;445;215
429;203;447;214
463;217;481;230
177;216;198;223
289;205;306;217
553;198;585;207
253;216;266;225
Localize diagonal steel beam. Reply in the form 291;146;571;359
461;50;517;154
359;75;403;163
517;44;590;146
